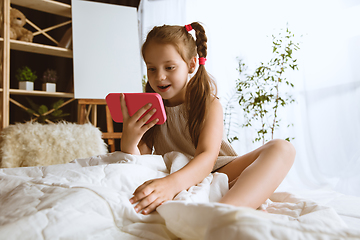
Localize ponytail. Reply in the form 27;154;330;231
185;22;217;148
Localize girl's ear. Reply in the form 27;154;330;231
188;56;197;73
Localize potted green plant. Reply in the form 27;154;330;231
16;66;37;91
25;97;70;123
42;69;58;92
236;26;300;144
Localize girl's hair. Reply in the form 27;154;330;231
142;22;217;148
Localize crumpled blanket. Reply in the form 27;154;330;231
0;151;359;240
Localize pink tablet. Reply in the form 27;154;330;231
106;93;166;125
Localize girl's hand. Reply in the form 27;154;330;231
129;176;179;215
120;93;159;154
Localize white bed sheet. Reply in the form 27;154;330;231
0;151;359;240
276;187;360;230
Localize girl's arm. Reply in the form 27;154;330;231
169;98;223;189
130;98;224;214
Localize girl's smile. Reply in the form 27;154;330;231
158;84;171;92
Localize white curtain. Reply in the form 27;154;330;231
139;0;360;197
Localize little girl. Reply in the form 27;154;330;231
120;22;295;215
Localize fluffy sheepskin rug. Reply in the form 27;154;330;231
0;121;108;168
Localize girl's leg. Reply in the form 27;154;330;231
216;139;295;209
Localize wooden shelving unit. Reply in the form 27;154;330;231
11;0;71;18
0;38;73;58
0;0;73;129
1;88;74;98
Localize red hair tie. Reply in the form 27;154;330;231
185;24;193;32
199;57;207;65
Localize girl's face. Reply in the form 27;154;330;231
144;42;195;107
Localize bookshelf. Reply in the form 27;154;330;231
0;0;74;129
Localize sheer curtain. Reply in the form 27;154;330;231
138;0;187;75
283;2;360;195
139;0;360;197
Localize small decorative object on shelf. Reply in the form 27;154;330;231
16;66;37;91
10;8;33;42
58;27;72;49
42;69;58;92
25;97;70;123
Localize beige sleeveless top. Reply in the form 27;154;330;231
153;104;238;171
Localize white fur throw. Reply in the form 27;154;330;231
0;122;108;168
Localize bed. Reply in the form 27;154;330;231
1;151;359;240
